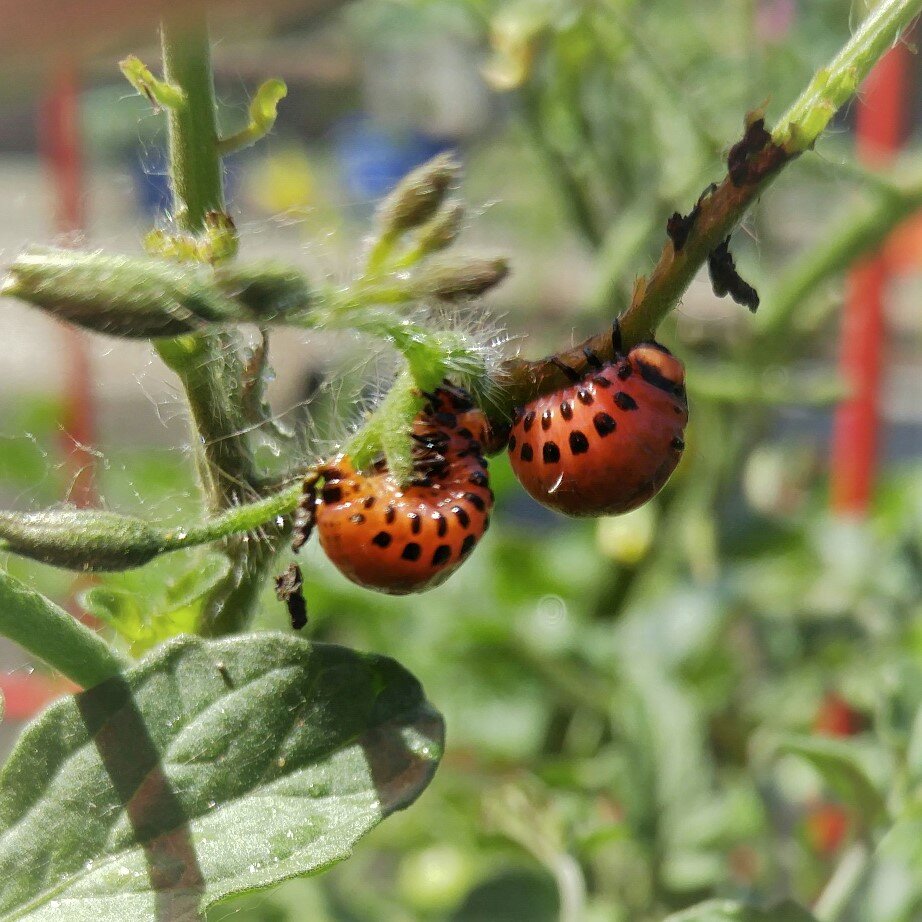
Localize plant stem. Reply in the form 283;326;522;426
773;0;921;151
160;17;223;231
169;484;301;547
760;170;922;339
0;571;128;688
157;11;282;635
813;840;872;921
493;0;922;417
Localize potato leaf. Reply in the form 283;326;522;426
0;633;443;920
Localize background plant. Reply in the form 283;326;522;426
0;1;921;920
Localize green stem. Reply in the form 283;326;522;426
760;171;922;338
813;840;872;922
160;17;223;230
157;11;282;635
168;484;301;547
773;0;921;151
346;369;425;480
0;571;128;688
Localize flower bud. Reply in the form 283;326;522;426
0;507;164;571
377;153;460;235
3;249;244;338
415;201;465;255
416;258;509;301
216;262;312;319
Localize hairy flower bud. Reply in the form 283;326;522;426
377;153;460;235
216;262;312;319
3;249;245;338
415;201;465;255
416;258;510;301
0;507;164;571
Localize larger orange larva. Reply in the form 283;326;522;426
307;385;494;594
508;342;688;516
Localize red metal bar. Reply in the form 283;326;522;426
829;42;912;515
39;65;98;509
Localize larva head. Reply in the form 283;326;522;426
313;386;494;594
507;343;688;516
630;343;685;391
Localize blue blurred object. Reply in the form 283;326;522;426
333;115;455;204
130;146;171;217
128;146;240;218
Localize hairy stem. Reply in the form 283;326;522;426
0;571;128;687
157;12;281;635
160;18;223;230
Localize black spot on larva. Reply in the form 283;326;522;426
372;531;392;548
593;375;612;388
674;405;684;415
672;436;685;450
321;485;342;504
363;496;375;509
614;391;638;411
520;443;534;462
482;515;491;532
468;470;489;488
402;542;422;561
384;504;396;525
432;544;451;566
350;513;365;524
541;409;553;430
560;401;573;420
408;512;421;534
464;492;486;512
434;513;447;537
457;427;473;439
452;506;470;528
460;534;476;557
322;467;344;481
523;411;536;432
434;412;458;429
616;362;632;380
577;388;593;405
593;412;617;436
569;431;590;454
508;434;517;451
543;442;561;463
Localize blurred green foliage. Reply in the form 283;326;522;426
4;0;922;919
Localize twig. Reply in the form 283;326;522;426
813;840;872;921
494;0;922;417
0;571;128;687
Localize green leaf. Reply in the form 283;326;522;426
0;633;443;921
776;734;889;827
664;898;818;921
